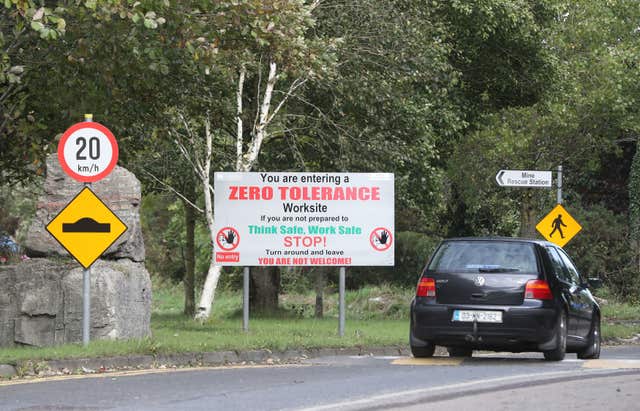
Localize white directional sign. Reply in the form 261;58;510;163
495;170;552;188
57;121;119;183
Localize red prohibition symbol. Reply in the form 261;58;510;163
216;227;240;251
370;227;393;251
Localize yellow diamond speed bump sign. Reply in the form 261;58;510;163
46;187;127;268
536;204;582;248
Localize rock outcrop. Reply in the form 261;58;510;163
24;154;145;262
0;259;151;347
0;153;151;347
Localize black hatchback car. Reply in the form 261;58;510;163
410;237;601;361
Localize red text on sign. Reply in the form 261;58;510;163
227;185;380;201
216;252;240;262
228;186;274;200
284;236;327;247
278;186;380;201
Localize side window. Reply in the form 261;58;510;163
557;249;582;285
546;247;571;283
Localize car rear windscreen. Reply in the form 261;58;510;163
427;241;538;273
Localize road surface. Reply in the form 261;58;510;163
1;346;639;410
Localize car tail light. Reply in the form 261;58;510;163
416;277;436;298
525;280;553;300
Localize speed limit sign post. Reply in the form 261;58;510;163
55;115;120;346
57;115;119;183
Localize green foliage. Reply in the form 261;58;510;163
141;194;213;286
434;0;556;113
600;298;640;320
265;0;465;230
566;203;638;302
279;284;414;320
348;231;441;288
0;1;165;185
0;183;38;238
443;0;640;280
141;194;187;283
630;147;640;248
1;0;639;301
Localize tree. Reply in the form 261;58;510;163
138;0;338;320
445;0;640;296
271;0;461;232
0;1;164;185
446;0;640;239
630;147;640;272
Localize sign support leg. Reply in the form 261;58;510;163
339;267;346;337
82;175;93;347
557;165;563;205
243;266;250;332
82;266;91;346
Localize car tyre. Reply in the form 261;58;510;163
411;342;436;358
447;347;473;357
577;314;601;359
543;310;567;361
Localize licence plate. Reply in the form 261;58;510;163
452;310;503;323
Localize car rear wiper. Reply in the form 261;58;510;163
478;267;520;273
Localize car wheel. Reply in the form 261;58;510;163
577;314;601;359
543;310;567;361
447;347;473;357
411;343;436;358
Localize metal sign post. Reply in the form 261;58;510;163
339;267;346;337
82;115;92;347
243;266;250;332
48;114;122;347
82;257;91;346
557;165;563;205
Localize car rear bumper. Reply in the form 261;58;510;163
410;300;558;351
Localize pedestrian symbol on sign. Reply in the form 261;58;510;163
550;214;567;239
536;204;581;248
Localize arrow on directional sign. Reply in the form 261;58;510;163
495;170;552;188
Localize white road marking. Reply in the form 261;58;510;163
296;369;627;411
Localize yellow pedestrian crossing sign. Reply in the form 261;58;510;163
536;204;581;247
46;187;127;268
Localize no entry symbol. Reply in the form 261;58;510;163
216;227;240;251
370;227;392;251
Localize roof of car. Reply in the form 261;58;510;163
442;237;555;247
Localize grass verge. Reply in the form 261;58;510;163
0;285;409;364
0;284;638;364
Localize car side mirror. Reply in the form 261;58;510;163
587;277;603;289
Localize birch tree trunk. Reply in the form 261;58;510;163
195;63;279;320
195;115;223;320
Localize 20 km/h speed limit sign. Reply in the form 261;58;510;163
58;121;119;182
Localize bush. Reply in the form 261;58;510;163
347;231;441;288
565;204;639;302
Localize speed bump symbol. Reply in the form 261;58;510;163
62;218;111;233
